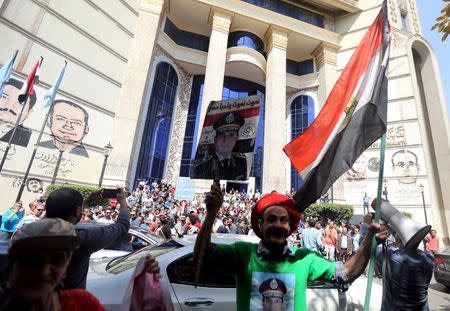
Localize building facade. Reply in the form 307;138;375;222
0;0;449;243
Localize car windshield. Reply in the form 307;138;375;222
106;239;183;274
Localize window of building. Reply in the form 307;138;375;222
227;31;265;55
241;0;324;28
180;76;265;191
164;18;210;52
180;76;204;177
286;59;314;76
401;12;408;31
290;95;314;190
135;62;178;184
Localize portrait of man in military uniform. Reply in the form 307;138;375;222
259;278;287;311
192;111;248;181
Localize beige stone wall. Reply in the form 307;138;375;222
0;0;138;209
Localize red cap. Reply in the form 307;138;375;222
251;192;301;239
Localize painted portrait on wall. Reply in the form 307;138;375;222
0;78;37;147
391;149;419;185
39;99;90;157
344;154;366;181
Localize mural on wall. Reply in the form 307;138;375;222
0;78;37;147
11;177;43;193
0;74;113;209
391;149;419;185
38;99;90;158
344;154;367;181
343;145;426;207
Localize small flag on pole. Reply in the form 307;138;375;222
40;61;67;110
0;50;18;96
284;2;390;211
18;56;43;103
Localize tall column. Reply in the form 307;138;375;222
106;0;165;186
263;26;289;194
197;9;233;144
311;42;340;109
193;9;233;192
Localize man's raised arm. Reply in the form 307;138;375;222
193;181;223;263
344;214;389;282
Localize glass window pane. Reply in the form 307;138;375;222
290;95;315;189
135;62;178;184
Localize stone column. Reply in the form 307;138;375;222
311;42;340;109
262;26;289;194
197;9;233;144
194;9;233;192
105;0;165;186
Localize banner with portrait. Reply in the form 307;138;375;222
190;96;261;181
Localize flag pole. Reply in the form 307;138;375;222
363;132;386;311
16;102;55;201
16;61;67;201
0;56;42;174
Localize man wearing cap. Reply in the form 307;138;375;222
259;278;287;311
194;183;389;310
0;218;105;310
192;111;248;180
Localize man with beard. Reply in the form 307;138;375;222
0;78;37;147
194;183;389;310
39;99;90;157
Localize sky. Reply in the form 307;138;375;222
416;0;449;116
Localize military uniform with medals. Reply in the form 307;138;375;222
192;111;248;180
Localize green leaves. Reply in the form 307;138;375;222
432;1;450;41
303;203;354;223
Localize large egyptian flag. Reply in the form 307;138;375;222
284;1;390;212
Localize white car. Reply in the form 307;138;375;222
75;222;163;262
87;234;382;310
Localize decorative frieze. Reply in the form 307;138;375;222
153;46;193;186
407;0;421;34
388;0;398;24
311;42;339;69
264;25;289;51
209;9;233;33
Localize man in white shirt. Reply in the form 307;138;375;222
15;201;44;230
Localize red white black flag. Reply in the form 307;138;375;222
18;56;43;103
284;1;390;211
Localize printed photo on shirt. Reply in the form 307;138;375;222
190;96;261;181
250;272;295;311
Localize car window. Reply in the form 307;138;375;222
167;253;236;288
106;240;183;274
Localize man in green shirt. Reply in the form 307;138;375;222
194;183;389;311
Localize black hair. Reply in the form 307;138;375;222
50;99;89;125
391;150;418;168
45;188;84;220
5;78;37;109
25;178;42;192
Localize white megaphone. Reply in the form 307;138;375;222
380;201;431;249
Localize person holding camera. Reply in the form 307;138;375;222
0;202;25;240
44;187;130;289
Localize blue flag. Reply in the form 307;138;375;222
0;51;18;96
40;61;67;110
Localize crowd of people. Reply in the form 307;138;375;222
0;179;442;310
1;179;441;259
